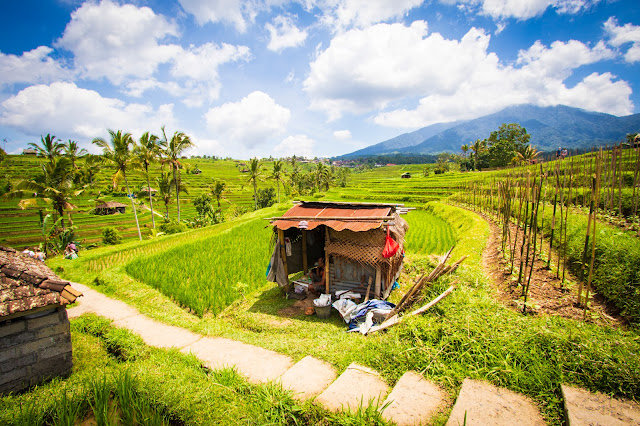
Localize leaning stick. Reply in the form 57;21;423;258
367;284;457;335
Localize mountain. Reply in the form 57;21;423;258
340;121;460;157
341;105;640;157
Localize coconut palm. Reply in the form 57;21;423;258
29;134;64;162
209;180;229;210
514;144;540;165
246;158;263;211
271;160;286;203
315;162;330;192
63;140;88;169
92;130;142;241
80;155;102;186
470;139;487;171
289;156;302;193
8;156;83;230
461;144;470;157
134;131;160;229
157;171;173;219
160;127;194;222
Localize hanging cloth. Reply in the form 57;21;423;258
382;224;399;258
266;243;288;287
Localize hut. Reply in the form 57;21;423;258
0;246;82;394
268;201;408;299
94;201;127;215
22;148;37;156
139;186;158;197
401;172;411;179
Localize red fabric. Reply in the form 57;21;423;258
382;225;399;258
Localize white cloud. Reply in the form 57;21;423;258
325;0;425;30
0;82;175;147
274;134;315;157
440;0;599;20
204;91;291;148
333;130;352;139
604;17;640;63
56;0;180;84
177;0;247;32
0;46;71;87
304;21;627;127
266;15;308;52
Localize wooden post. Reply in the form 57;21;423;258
302;230;308;274
374;265;381;298
324;226;330;294
277;228;289;284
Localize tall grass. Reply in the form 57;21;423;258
404;209;456;256
125;216;276;316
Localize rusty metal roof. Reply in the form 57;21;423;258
272;203;392;232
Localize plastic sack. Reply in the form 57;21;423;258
382;225;399;258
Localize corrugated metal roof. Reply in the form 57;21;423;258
272;203;391;232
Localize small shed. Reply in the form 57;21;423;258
139;186;157;197
401;172;411;179
268;201;408;299
94;201;127;215
0;246;82;394
22;148;37;156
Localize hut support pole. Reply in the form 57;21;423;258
302;230;308;274
375;265;381;299
325;227;330;295
277;229;289;285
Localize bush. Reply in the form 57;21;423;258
102;227;121;245
159;219;187;234
256;187;276;208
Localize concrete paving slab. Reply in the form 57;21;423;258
279;355;337;400
561;384;640;426
181;336;293;384
316;362;389;413
114;314;202;349
66;282;139;321
382;371;446;426
446;378;545;426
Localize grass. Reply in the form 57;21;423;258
41;201;640;425
0;314;390;425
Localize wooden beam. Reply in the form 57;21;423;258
325;226;330;294
302;229;308;274
374;265;381;299
277;228;289;284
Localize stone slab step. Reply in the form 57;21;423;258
181;336;293;384
279;355;337;400
316;362;389;413
561;384;640;426
381;371;447;426
446;378;546;426
113;314;201;349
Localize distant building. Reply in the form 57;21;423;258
94;201;127;215
401;172;411;179
22;149;37;156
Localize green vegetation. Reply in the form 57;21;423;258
0;314;388;425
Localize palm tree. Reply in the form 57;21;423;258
209;180;229;210
80;155;102;186
29;134;63;162
9;156;83;230
271;160;286;203
157;171;173;219
63;140;88;169
92;129;142;241
246;158;263;210
134;131;160;229
289;156;301;194
514;144;540;165
160;127;194;222
315;162;330;192
461;144;470;158
470;139;486;171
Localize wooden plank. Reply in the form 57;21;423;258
302;230;308;274
277;228;289;284
267;216;395;221
374;265;381;298
325;226;330;294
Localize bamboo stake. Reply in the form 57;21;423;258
584;153;602;318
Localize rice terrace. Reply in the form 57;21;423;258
2;1;640;425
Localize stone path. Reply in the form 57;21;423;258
67;282;640;425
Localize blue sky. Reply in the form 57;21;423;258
1;0;639;159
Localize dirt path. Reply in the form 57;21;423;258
481;215;622;326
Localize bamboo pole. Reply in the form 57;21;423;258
302;230;308;274
584;153;602;318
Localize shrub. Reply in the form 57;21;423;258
102;227;121;245
159;219;187;235
256;187;276;208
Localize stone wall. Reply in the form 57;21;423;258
0;307;72;394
